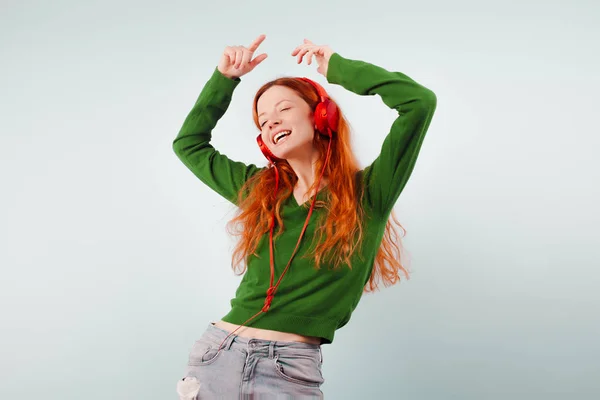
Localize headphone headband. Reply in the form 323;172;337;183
297;77;330;103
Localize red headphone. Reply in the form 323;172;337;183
256;77;339;164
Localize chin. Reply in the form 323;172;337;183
271;136;313;160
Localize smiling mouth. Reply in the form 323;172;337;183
273;130;292;145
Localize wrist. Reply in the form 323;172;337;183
217;68;239;80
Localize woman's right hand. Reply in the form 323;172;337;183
217;34;268;80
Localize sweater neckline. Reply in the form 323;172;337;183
288;185;330;208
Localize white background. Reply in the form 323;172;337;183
1;0;599;398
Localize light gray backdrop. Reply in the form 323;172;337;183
1;0;598;399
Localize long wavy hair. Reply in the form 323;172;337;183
225;77;410;292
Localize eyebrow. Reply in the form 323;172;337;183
258;100;291;118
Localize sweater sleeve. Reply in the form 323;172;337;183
326;53;437;218
172;67;266;206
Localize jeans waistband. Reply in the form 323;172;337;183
204;322;323;362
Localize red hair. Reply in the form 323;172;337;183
225;78;410;292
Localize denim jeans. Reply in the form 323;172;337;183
180;322;325;399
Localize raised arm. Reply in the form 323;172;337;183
326;52;437;217
172;69;264;205
172;35;269;205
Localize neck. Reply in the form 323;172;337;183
286;148;327;191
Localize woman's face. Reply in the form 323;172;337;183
257;85;315;160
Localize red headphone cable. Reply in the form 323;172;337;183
215;135;333;351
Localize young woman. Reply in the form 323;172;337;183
173;35;437;399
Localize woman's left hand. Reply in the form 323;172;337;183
291;39;334;78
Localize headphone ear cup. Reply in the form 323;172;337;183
314;99;339;137
314;102;328;134
325;99;339;133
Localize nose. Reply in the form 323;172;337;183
267;119;281;130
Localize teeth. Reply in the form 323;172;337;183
274;130;291;144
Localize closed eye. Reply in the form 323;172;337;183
260;108;291;128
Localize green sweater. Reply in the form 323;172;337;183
173;53;436;344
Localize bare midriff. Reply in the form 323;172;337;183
213;320;322;345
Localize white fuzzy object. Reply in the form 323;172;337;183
177;377;201;400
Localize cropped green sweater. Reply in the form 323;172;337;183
172;53;436;344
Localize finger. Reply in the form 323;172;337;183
291;43;311;56
296;47;306;63
297;47;312;64
241;49;253;68
248;34;266;52
235;49;244;68
306;50;314;65
309;48;322;64
230;48;238;68
250;53;268;68
225;49;235;66
304;38;314;44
